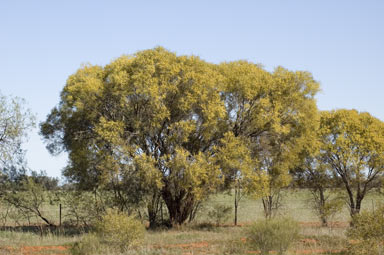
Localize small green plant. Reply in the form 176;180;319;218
208;204;232;226
70;233;104;255
95;208;145;251
346;205;384;255
246;217;300;255
311;195;344;227
63;190;108;227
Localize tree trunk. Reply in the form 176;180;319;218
352;197;362;216
345;184;358;218
148;206;158;229
36;209;55;227
189;201;201;223
262;196;273;219
318;187;328;227
147;192;161;229
234;186;240;226
234;203;238;226
162;188;196;226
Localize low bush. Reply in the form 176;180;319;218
346;205;384;255
246;217;300;255
71;209;145;254
70;233;105;255
63;190;114;227
207;204;232;226
311;195;344;227
95;208;145;251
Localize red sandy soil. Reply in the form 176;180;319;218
0;243;346;255
0;232;348;255
154;241;209;249
300;238;318;244
222;221;349;228
294;250;344;254
299;221;349;228
2;245;69;255
246;250;344;254
155;238;347;255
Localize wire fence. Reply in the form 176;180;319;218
0;192;382;227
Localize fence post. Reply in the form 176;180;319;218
59;203;62;227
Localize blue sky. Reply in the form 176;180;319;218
1;0;383;178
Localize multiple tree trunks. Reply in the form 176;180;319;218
36;48;384;227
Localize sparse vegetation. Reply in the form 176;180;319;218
346;205;384;255
1;48;383;254
0;188;383;254
246;217;300;255
207;204;232;226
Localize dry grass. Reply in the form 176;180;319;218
0;224;350;254
1;188;382;254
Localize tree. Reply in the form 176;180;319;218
2;172;58;226
296;154;344;226
215;132;266;225
220;61;319;218
0;91;35;170
41;48;321;225
41;48;226;226
319;109;384;217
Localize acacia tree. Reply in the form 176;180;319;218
220;61;319;218
0;91;35;170
319;109;384;217
215;132;266;225
41;48;226;226
2;175;56;226
41;48;321;225
296;152;344;226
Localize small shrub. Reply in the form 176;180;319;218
95;208;145;251
208;204;232;226
246;217;300;255
346;205;384;255
223;239;247;254
310;194;344;227
63;190;112;227
192;222;216;231
70;233;104;255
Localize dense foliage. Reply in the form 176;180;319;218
41;47;320;225
2;47;384;255
95;208;145;250
319;110;384;216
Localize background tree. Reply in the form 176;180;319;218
0;91;35;224
0;91;35;171
296;154;344;226
220;61;319;218
215;132;266;225
319;109;384;217
2;171;59;226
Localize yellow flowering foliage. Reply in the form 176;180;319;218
220;61;319;200
319;109;384;216
95;208;145;250
215;132;268;196
41;47;321;225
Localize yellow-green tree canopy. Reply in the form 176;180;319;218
41;47;320;225
220;61;319;217
319;109;384;216
41;48;226;225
